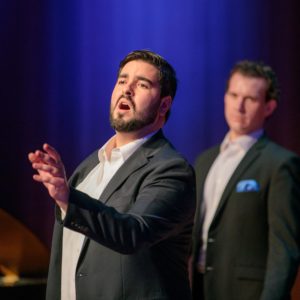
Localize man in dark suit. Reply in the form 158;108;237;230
190;60;300;300
28;50;195;300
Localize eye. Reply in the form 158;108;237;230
118;79;126;85
137;81;150;89
227;92;237;99
246;97;258;102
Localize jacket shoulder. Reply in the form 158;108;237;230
257;138;300;165
143;130;193;169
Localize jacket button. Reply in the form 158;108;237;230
207;238;215;243
206;266;214;272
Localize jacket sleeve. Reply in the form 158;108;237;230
261;154;300;300
61;156;196;254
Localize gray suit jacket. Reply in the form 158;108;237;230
191;136;300;300
46;130;196;300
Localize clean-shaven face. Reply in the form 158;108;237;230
110;60;162;132
224;72;276;140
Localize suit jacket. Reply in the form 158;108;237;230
46;130;196;300
191;135;300;300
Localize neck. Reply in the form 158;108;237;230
115;127;157;147
105;125;161;160
115;118;164;147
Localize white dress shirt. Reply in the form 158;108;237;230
61;134;153;300
198;130;263;271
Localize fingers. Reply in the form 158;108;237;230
32;162;62;176
32;173;66;186
29;144;67;182
29;144;69;209
33;172;69;210
28;151;41;163
34;150;56;166
28;144;62;168
43;143;62;164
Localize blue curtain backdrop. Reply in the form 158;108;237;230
1;0;300;249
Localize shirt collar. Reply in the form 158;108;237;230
98;131;156;162
220;129;264;153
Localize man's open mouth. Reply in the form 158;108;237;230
118;101;131;110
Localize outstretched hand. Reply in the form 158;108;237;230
28;143;69;212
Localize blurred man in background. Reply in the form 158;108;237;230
191;60;300;300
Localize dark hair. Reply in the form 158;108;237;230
226;60;280;102
118;49;177;121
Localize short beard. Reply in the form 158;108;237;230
110;100;160;132
110;110;158;132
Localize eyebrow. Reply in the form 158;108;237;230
227;90;260;100
118;73;155;86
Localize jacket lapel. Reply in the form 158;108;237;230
194;146;220;239
69;151;100;187
77;130;167;265
98;130;167;204
209;137;268;230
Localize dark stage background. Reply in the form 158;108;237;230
1;0;299;298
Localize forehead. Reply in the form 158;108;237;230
120;60;159;80
228;72;267;96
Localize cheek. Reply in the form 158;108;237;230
247;107;264;123
224;102;233;118
136;94;157;109
111;86;118;99
224;98;234;111
111;87;119;106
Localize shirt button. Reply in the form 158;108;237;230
207;238;215;243
206;266;214;272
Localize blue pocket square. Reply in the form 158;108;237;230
236;179;260;192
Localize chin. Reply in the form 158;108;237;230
230;126;248;136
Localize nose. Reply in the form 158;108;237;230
237;97;246;112
122;81;134;97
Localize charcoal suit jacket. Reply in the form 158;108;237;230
191;135;300;300
46;130;196;300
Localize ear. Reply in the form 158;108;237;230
264;99;277;118
159;96;172;117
